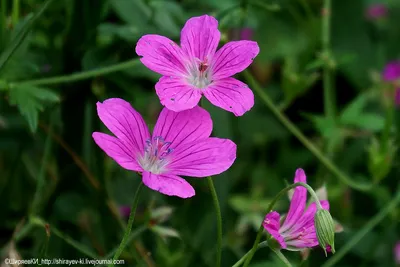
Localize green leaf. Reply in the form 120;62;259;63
8;85;59;132
0;0;55;72
151;225;181;239
350;113;385;132
110;0;151;26
340;94;370;125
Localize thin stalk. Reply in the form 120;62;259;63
12;58;141;87
1;0;7;41
321;187;400;267
244;71;373;192
207;176;223;267
108;183;143;267
272;249;292;267
231;241;268;267
242;182;322;267
30;216;98;259
30;117;54;215
322;0;335;120
11;0;19;26
381;102;394;153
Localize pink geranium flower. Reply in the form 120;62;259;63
382;61;400;106
263;169;330;250
92;98;236;198
366;4;388;20
135;15;259;116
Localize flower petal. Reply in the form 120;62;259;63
204;78;254;116
153;105;212;150
211;40;259;79
285;230;319;249
263;211;286;249
382;61;400;81
167;138;236;177
155;76;202;112
92;132;143;171
203;77;254;116
180;15;220;61
96;98;150;157
290;200;330;234
142;171;195;198
280;169;308;232
136;34;187;76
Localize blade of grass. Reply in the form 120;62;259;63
0;0;55;72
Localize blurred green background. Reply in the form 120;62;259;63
0;0;399;266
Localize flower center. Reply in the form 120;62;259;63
138;136;173;174
186;57;213;89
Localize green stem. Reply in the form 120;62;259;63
322;0;335;120
381;102;394;153
231;241;268;267
0;0;55;72
207;176;222;267
30;216;98;259
11;0;19;26
244;71;373;192
12;59;140;87
30;118;53;215
1;0;7;42
108;183;143;267
272;249;292;267
321;187;400;267
242;182;322;267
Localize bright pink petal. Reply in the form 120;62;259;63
290;200;330;234
167;138;236;177
135;34;188;76
180;15;220;61
155;76;202;112
281;169;308;232
96;98;150;156
142;171;195;198
203;78;254;116
211;40;259;79
153;106;212;150
263;211;286;249
92;132;143;171
286;230;318;249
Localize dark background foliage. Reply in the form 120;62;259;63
0;0;399;266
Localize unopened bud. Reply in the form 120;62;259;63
315;209;335;256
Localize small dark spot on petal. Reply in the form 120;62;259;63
229;106;232;109
251;57;255;60
171;98;175;101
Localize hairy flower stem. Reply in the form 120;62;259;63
242;182;322;267
272;249;293;267
244;70;373;191
321;187;400;267
207;176;223;267
322;0;335;121
108;183;143;267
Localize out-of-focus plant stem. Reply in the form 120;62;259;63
12;59;141;87
11;0;19;26
30;117;54;215
30;216;98;259
244;71;373;192
322;0;335;121
1;0;7;40
108;183;143;267
207;176;222;267
321;186;400;267
242;182;323;267
231;241;268;267
382;101;394;153
272;249;292;267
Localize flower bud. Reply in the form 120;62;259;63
314;209;335;256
